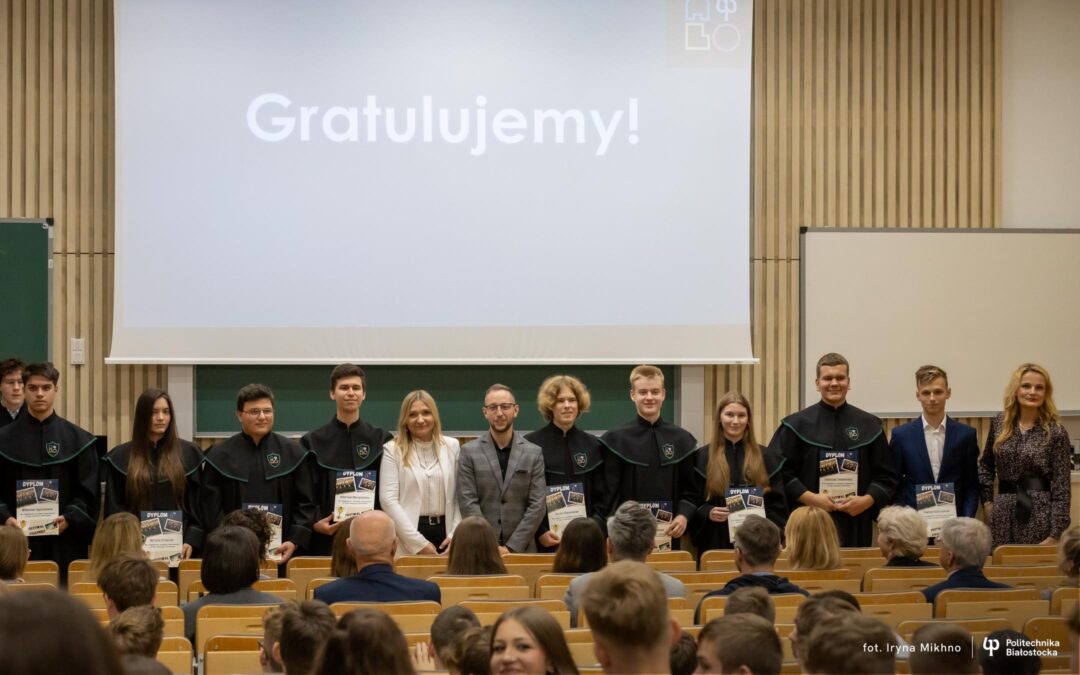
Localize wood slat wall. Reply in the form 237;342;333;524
709;0;1002;444
1;0;165;444
2;0;1001;445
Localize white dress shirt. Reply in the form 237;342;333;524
921;415;946;482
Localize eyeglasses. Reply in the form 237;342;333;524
483;403;516;413
243;408;274;418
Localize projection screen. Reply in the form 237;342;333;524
110;0;755;364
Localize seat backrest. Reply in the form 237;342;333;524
306;576;336;599
188;578;296;603
395;555;448;580
536;574;579;600
1022;616;1074;670
203;634;261;675
699;549;735;571
858;601;933;628
285;556;332;595
937;589;1047;630
4;582;58;594
991;544;1057;565
461;598;565;614
1050;586;1079;616
896;617;1011;644
329;600;442;633
697;592;805;625
21;561;59;586
194;605;275;656
156;636;193;675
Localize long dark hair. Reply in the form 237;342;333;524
447;517;507;575
552;518;606;574
314;608;417;675
126;388;187;512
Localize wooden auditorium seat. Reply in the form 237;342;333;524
429;575;529;604
203;634;261;675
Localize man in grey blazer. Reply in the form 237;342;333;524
456;384;547;553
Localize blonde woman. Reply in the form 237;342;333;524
88;512;145;580
688;392;788;555
1042;524;1080;599
875;506;936;567
783;506;841;570
379;391;462;557
979;364;1072;546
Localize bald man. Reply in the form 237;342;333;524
312;510;441;604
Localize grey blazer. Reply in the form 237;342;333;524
456;431;547;553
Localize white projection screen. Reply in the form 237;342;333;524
802;228;1080;416
110;0;755;364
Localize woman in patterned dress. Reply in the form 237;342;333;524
979;363;1072;546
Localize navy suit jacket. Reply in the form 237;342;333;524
312;563;441;605
890;416;980;518
921;567;1011;605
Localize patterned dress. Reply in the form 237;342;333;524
978;413;1072;547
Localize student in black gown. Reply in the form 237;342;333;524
688;392;787;554
0;358;26;430
600;365;696;543
774;353;898;547
102;388;207;558
300;364;392;555
201;383;317;562
524;374;606;552
0;362;98;574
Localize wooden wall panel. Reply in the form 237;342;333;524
714;0;1002;444
1;0;164;445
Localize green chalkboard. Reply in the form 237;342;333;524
0;219;51;362
195;365;677;437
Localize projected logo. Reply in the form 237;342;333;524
669;0;748;63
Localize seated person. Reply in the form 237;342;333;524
489;605;578;675
0;525;29;583
88;512;145;582
445;626;491;675
313;607;417;675
723;586;776;623
276;600;337;675
579;560;680;675
783;506;842;570
565;501;686;627
221;508;275;571
695;614;782;675
670;631;697;675
259;605;285;673
922;517;1010;605
97;553;160;620
181;526;284;640
444;516;508;575
877;505;937;566
909;623;978;675
696;514;807;622
108;605;164;658
428;606;481;671
979;629;1042;675
313;510;440;604
803;613;896;675
1043;523;1079;599
788;595;859;668
0;589;124;675
551;517;606;574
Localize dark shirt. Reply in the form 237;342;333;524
0;402;24;429
524;422;607;550
886;555;938;567
694;573;808;622
600;415;697;519
921;567;1012;605
313;563;442;605
495;437;513;479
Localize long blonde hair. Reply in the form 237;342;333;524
395;390;445;468
89;512;145;579
994;363;1061;451
783;506;841;570
705;392;768;500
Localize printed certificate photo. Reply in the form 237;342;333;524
819;451;858;500
15;480;59;537
915;482;958;539
141;510;184;566
333;470;377;522
726;486;766;536
640;501;675;552
244;503;285;562
545;482;586;536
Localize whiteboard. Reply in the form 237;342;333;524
801;229;1080;416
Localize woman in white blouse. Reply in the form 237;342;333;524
379;390;462;556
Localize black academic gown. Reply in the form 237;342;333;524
201;432;318;550
524;422;607;552
0;411;99;574
0;402;24;430
300;417;393;555
600;416;697;522
102;439;208;551
774;400;898;547
687;441;789;554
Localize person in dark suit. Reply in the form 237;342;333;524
890;365;980;518
313;510;441;604
922;517;1010;605
455;384;546;553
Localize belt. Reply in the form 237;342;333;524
998;475;1050;523
420;515;444;525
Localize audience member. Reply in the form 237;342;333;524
803;612;896;675
0;589;124;675
1043;523;1080;599
490;605;579;675
259;604;285;673
314;607;417;675
978;629;1042;675
551;517;606;574
221;507;274;565
450;626;493;675
812;588;861;610
89;511;145;580
909;622;978;674
181;526;283;640
108;605;164;657
118;656;171;675
313;510;441;604
876;505;936;566
0;525;29;582
695;514;807;622
788;595;859;667
723;586;776;623
277;600;337;675
783;505;842;570
446;516;509;575
330;516;357;577
696;614;782;675
429;605;481;671
566;502;686;626
97;553;159;619
669;631;697;675
922;517;1010;604
579;560;679;675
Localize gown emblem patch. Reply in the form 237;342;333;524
661;443;675;460
573;452;588;469
267;453;281;468
45;441;60;458
845;426;860;441
356;444;370;460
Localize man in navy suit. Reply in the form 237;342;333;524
313;509;441;604
890;365;980;519
922;517;1010;605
